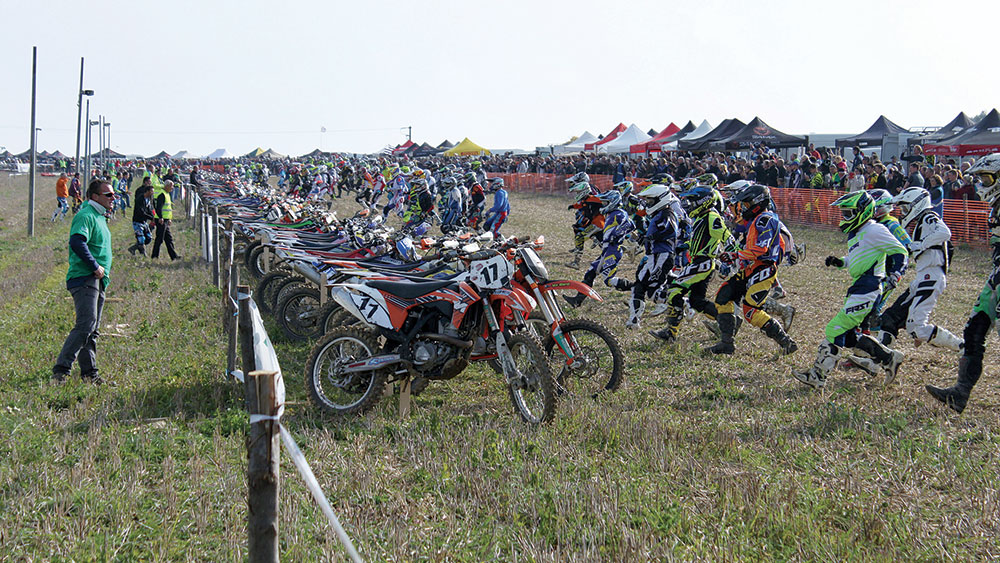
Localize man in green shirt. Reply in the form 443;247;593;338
53;179;115;384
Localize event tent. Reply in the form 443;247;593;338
597;124;651;154
679;119;745;151
244;147;265;158
710;117;807;150
910;112;974;146
206;148;234;159
260;148;285;159
50;150;69;159
835;115;908;148
391;140;415;156
443;138;490;156
149;151;172;159
658;120;712;152
0;150;10;158
585;123;627;151
300;148;327;159
647;128;659;137
171;150;197;160
554;131;598;154
925;109;1000;156
412;142;442;157
436;140;454;149
630;122;681;154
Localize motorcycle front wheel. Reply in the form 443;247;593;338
543;318;624;398
503;333;555;424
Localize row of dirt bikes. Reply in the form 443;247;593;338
199;177;624;425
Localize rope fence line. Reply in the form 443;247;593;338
188;183;363;563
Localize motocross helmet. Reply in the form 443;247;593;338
831;190;875;233
486;177;504;191
891;187;932;230
968;153;1000;209
565;171;590;185
730;184;772;224
598;190;623;215
646;173;674;186
613;180;634;196
440;176;457;189
410;177;428;192
868;188;894;218
568;181;592;202
637;183;677;215
696;173;719;187
723;179;752;197
464;171;478;183
677;177;699;191
681;186;723;219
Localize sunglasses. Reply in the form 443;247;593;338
98;192;117;198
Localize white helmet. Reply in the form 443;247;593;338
565;171;590;185
637;183;678;215
967;153;1000;207
891;187;932;229
723;179;752;197
568;181;592;202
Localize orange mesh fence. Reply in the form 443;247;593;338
496;174;990;247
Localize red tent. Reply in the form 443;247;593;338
585;123;626;151
391;140;415;155
630;122;681;154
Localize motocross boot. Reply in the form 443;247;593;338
793;341;838;389
649;305;682;343
708;312;737;355
855;334;904;385
761;318;798;355
763;295;796;331
926;355;982;414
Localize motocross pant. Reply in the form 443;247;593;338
879;267;951;343
661;256;717;319
715;261;776;329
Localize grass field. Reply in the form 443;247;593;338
1;172;998;561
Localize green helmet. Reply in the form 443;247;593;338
568;181;592;202
696;173;719;187
613;180;634;196
831;191;875;233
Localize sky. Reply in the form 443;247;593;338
2;0;998;157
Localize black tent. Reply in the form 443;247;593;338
50;150;70;159
149;151;172;159
301;148;327;159
926;109;1000;156
412;142;442;157
679;119;745;151
656;120;697;146
911;112;975;146
835;115;908;148
647;128;658;137
436;140;454;149
710;117;807;150
0;150;11;158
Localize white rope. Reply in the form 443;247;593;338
279;424;364;563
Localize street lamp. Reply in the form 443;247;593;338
85;114;98;182
104;121;112;171
75;81;94;174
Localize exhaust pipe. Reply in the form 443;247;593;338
418;333;474;350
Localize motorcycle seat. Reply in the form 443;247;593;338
367;278;458;299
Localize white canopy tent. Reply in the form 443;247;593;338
206;148;233;159
597;124;651;154
659;119;712;151
553;131;598;155
171;150;201;160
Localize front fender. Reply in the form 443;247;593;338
490;286;536;315
541;280;603;302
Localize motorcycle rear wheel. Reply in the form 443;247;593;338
306;327;387;415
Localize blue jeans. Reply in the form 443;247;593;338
54;277;105;377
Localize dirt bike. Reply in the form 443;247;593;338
505;238;625;398
305;249;555;424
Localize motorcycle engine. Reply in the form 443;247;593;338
410;337;469;380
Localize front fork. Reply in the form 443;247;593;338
532;287;577;362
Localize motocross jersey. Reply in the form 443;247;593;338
644;206;680;255
735;210;785;264
602;208;635;246
908;210;951;272
877;214;912;246
571;195;605;229
488;188;510;214
688;209;733;259
837;220;908;283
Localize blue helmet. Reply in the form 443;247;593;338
598;190;622;215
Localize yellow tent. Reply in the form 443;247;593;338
443;137;491;156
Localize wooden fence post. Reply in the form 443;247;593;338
247;369;281;563
238;286;258;410
226;237;239;379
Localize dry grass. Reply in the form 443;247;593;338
1;174;998;561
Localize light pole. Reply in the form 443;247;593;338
88;119;99;179
74;60;93;174
84;99;91;181
98;115;104;172
104;121;112;171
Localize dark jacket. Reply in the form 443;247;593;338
132;185;156;222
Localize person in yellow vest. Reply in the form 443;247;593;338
151;179;180;260
144;164;164;190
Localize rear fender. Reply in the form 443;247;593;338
541;280;603;301
330;284;393;329
490;286;537;317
